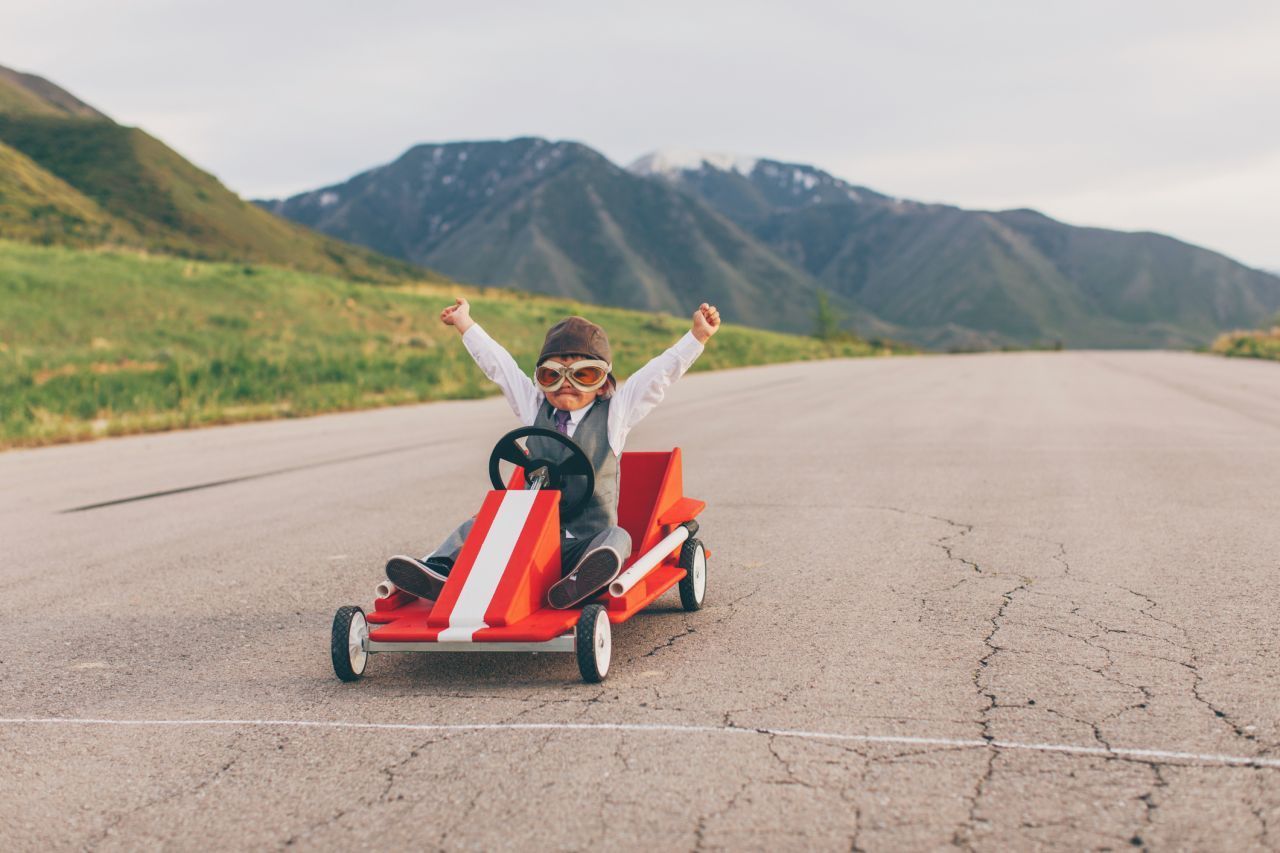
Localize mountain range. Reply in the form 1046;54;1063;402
262;142;1280;349
2;61;1276;350
0;64;426;282
255;139;839;335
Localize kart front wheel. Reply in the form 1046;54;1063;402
575;604;612;683
331;605;369;682
678;539;707;612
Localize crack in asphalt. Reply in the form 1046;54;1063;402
952;576;1029;850
84;731;244;851
692;775;753;851
917;521;1274;847
860;504;985;575
627;581;763;663
282;506;1274;849
46;502;1280;850
641;623;697;658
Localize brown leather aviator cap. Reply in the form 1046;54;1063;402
538;316;612;365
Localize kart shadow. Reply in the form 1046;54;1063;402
369;652;581;687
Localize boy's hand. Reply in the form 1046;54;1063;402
691;303;721;343
441;297;475;334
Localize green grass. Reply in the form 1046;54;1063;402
0;140;137;245
1211;326;1280;361
0;240;897;448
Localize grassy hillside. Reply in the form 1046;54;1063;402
0;139;138;244
0;65;438;284
0;241;893;448
0;114;426;282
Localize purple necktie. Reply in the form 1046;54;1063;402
554;409;571;435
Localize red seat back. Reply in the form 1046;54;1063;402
618;449;685;559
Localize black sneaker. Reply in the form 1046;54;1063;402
385;555;450;601
547;546;623;609
424;556;454;577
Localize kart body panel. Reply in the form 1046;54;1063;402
366;448;702;646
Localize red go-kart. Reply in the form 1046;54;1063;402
330;427;709;683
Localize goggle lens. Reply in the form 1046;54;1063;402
571;365;607;386
536;366;564;386
535;359;611;391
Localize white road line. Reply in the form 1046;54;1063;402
0;717;1276;770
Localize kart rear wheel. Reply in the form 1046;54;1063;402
575;604;611;683
331;606;369;682
678;539;707;612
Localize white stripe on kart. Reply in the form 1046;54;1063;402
437;490;537;642
1;717;1278;770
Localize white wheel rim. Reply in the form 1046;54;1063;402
593;611;611;678
692;547;706;603
348;611;368;675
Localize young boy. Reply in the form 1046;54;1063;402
386;298;721;609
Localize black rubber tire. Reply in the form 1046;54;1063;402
678;539;707;612
331;605;368;682
575;604;611;683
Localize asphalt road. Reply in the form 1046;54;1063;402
2;351;1279;851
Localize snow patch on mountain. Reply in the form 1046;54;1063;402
629;149;759;177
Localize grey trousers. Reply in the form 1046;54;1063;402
425;518;633;577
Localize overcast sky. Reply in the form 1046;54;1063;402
4;0;1278;269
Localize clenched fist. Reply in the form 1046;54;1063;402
691;303;721;343
441;297;475;334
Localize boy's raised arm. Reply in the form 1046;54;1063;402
442;298;542;425
608;303;721;453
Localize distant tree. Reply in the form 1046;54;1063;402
814;290;843;341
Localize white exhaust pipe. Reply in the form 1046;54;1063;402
609;525;691;597
375;580;397;599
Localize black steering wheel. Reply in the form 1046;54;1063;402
488;426;595;518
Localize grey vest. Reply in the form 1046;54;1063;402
529;399;617;539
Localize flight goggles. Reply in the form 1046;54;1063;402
535;358;612;392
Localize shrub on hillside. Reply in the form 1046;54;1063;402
1211;327;1280;361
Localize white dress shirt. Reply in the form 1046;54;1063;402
461;324;704;456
